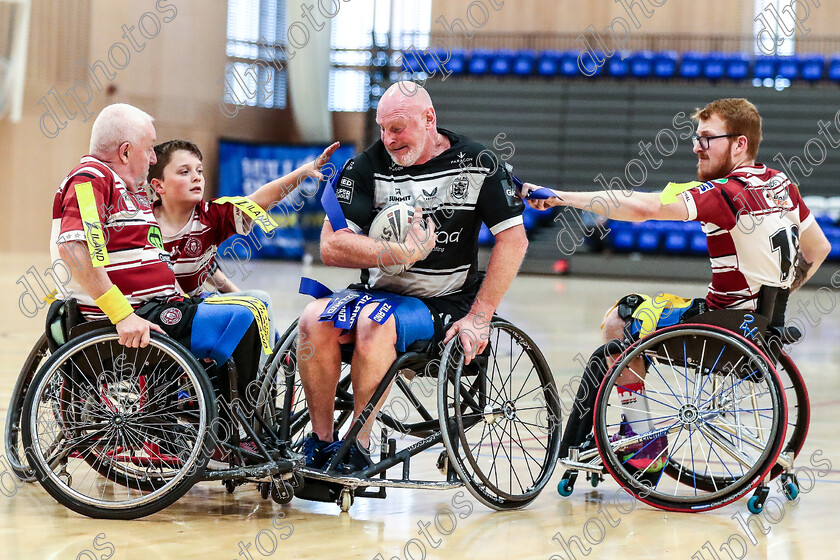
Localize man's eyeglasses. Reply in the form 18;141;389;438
691;134;741;150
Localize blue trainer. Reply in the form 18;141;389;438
301;431;338;468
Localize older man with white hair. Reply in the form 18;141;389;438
50;103;266;424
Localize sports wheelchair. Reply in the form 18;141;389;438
7;299;303;519
555;287;809;514
249;315;562;512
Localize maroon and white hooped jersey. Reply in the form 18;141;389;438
159;200;251;297
679;164;815;310
50;156;179;320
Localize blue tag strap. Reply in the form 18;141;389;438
320;160;350;231
299;277;333;299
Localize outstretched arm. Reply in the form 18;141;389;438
522;183;689;222
248;142;340;210
444;224;529;364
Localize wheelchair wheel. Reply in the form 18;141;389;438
21;329;216;519
438;318;561;510
593;325;786;512
771;353;809;479
5;334;51;482
256;321;353;452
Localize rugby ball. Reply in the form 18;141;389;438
368;201;418;275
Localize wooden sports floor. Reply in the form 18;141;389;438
1;253;838;560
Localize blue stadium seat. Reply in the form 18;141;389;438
653;51;678;78
636;230;660;252
580;51;605;76
680;52;705;79
690;231;707;254
400;50;424;73
725;53;751;81
438;48;466;75
664;230;688;253
630;51;654;78
490;49;515;76
754;56;777;80
777;55;799;80
826;230;840;260
703;52;725;80
608;56;630;78
801;54;825;81
559;51;580;77
829;55;840;82
512;50;536;76
608;222;636;252
537;50;561;77
468;49;493;75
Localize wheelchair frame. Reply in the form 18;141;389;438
257;316;563;512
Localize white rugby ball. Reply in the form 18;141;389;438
368;201;419;275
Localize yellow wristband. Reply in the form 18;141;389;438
94;286;134;324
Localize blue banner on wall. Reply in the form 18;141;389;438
216;139;355;260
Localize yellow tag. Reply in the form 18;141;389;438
214;196;279;233
75;182;110;267
660;181;702;204
202;295;272;354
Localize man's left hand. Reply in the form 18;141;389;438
444;311;491;365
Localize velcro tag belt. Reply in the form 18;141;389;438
202;295;272;354
213;196;278;233
300;277;396;331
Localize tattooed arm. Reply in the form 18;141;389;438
791;223;831;292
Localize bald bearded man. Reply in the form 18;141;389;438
297;81;528;473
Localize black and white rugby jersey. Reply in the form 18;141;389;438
325;128;524;298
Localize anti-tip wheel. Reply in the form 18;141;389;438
339;488;354;512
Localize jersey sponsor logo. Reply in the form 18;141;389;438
389;161;403;171
83;220;109;265
763;186;793;211
388;194;413;202
160;307;182;326
450;151;472;165
159;252;172;268
147;226;164;250
336;184;354;203
340;177;354;188
448;175;470;200
713;179;728;184
697;182;715;194
420;187;438;200
184;237;202;257
431;228;463;251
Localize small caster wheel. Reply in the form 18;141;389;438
748;485;769;514
290;472;305;489
271;480;294;505
224;480;236;494
338;488;354;512
747;495;764;514
589;474;601;488
557;471;577;497
436;451;449;476
783;481;799;501
259;482;270;500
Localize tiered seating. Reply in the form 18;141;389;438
403;48;840;84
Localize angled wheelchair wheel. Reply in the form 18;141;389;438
5;334;51;483
593;324;786;513
256;321;353;452
770;353;808;479
438;319;562;510
21;329;216;519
